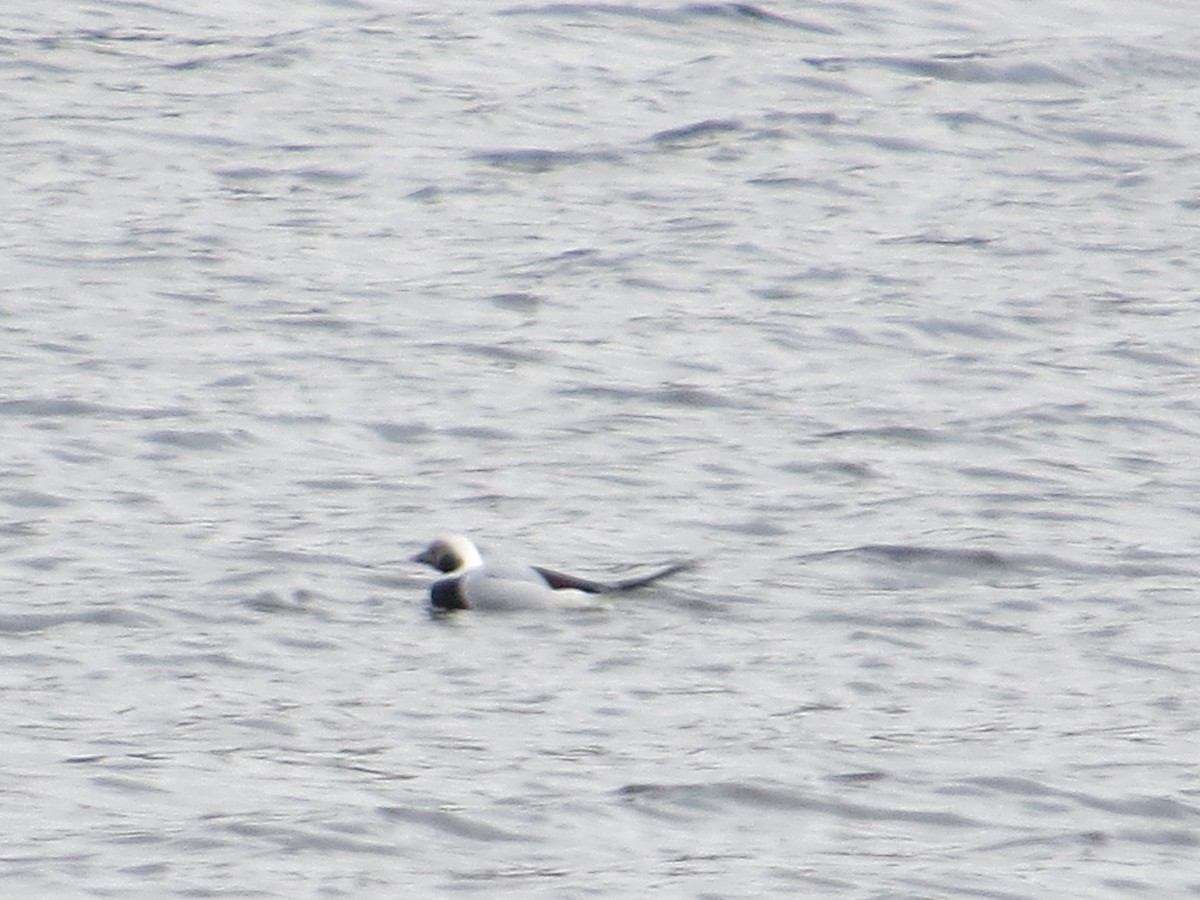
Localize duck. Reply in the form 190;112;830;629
413;534;692;611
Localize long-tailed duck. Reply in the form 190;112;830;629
414;534;692;612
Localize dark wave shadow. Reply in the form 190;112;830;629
500;3;838;34
618;778;982;828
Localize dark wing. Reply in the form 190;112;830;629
532;560;695;594
531;566;610;594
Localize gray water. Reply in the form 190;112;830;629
4;0;1200;896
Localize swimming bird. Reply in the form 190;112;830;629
413;534;692;611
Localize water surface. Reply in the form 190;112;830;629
3;0;1200;896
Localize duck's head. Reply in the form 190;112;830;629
413;535;484;573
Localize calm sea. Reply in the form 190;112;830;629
3;1;1199;896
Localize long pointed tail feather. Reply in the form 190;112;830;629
609;559;696;592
